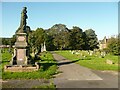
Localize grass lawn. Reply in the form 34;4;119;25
55;50;119;71
2;49;58;80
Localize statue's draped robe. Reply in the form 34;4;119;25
16;7;28;33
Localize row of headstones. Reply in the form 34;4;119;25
69;50;115;65
70;50;106;57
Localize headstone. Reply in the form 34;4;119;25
80;53;82;56
106;59;113;65
100;51;106;57
41;42;46;52
71;51;75;54
75;52;80;54
90;51;93;56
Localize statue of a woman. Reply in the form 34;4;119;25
16;7;28;33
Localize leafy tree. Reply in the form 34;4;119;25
28;28;45;55
107;36;119;55
47;24;70;50
11;35;16;46
48;24;69;36
69;26;85;50
44;32;56;51
53;31;70;50
2;38;11;45
84;29;99;50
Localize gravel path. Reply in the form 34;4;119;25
52;52;118;88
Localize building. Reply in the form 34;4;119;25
99;36;108;50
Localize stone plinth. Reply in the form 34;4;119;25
11;33;30;65
4;64;39;72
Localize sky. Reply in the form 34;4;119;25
1;2;118;40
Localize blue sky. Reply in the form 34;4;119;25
1;2;118;40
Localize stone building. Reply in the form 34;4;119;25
99;36;108;50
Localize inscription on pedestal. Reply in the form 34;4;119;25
17;49;26;65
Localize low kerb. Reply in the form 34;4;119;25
4;63;39;72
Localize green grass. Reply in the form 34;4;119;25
55;50;119;71
2;50;58;80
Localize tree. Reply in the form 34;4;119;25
53;31;70;50
2;38;11;45
28;28;45;55
84;29;99;50
11;35;16;46
107;36;119;55
69;26;85;50
47;24;70;50
48;24;69;36
44;32;56;51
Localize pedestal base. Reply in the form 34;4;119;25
4;63;39;72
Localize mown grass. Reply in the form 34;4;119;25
2;49;58;80
55;50;119;71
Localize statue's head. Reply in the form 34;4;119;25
23;7;27;11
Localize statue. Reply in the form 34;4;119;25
16;7;28;33
4;7;39;72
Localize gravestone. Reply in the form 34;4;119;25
89;51;93;56
41;42;46;52
106;59;113;65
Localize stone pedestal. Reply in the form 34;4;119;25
11;33;29;65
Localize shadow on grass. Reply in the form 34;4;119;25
40;62;57;71
57;59;79;66
57;57;92;66
2;60;10;63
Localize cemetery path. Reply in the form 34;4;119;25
52;52;118;88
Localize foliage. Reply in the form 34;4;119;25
11;35;16;46
28;28;45;54
47;24;70;50
45;24;99;50
69;26;85;50
55;50;118;71
47;24;69;35
84;29;99;50
2;24;99;51
44;34;56;51
2;38;11;45
107;37;120;55
1;48;12;71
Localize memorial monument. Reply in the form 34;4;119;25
11;7;30;65
4;7;39;72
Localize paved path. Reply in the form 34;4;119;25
52;52;118;88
